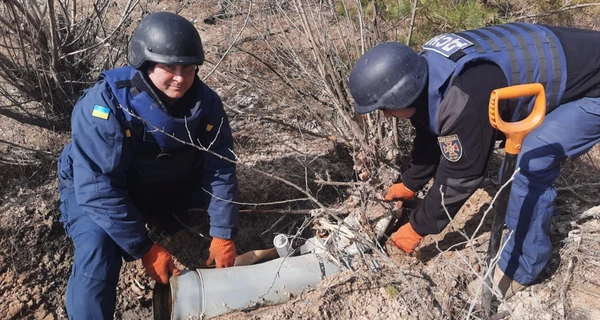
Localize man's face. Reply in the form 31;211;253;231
381;107;416;119
147;63;196;101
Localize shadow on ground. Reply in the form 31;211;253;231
413;151;600;286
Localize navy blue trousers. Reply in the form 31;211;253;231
59;188;122;319
59;186;204;319
499;97;600;284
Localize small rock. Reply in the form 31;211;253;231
8;301;25;318
43;313;56;320
365;304;379;315
131;283;143;296
448;279;457;288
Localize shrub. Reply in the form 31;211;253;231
0;0;139;130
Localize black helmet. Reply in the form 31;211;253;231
349;42;427;114
128;12;205;69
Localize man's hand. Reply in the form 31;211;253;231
206;237;236;268
141;243;180;284
390;223;423;254
384;183;415;202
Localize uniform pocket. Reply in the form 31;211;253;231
578;97;600;116
70;217;123;283
58;188;78;233
58;200;70;232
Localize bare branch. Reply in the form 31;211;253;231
119;106;341;220
0;139;55;156
515;3;600;20
203;0;252;81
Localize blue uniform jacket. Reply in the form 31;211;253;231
58;66;239;260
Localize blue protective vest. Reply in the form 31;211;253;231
421;22;567;134
100;67;213;186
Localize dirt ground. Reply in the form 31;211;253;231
1;109;600;320
1;1;600;320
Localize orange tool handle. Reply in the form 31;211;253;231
489;83;546;154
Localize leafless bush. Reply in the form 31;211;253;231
0;0;140;130
207;0;423;201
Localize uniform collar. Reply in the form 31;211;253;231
130;71;203;118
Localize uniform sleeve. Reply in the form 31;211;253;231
401;115;441;191
70;82;153;260
200;95;240;240
410;85;498;235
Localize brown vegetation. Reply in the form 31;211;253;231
1;0;600;319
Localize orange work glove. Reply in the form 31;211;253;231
206;237;236;268
384;183;416;202
141;243;180;284
390;223;423;254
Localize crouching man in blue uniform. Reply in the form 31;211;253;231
57;12;240;319
348;23;600;298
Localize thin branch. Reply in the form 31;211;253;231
185;207;343;215
406;0;418;46
203;0;252;81
5;0;42;31
0;139;55;155
46;0;61;73
555;182;600;191
201;188;313;207
315;217;439;319
60;0;139;59
314;179;364;186
119;106;340;220
0;157;40;166
515;3;600;20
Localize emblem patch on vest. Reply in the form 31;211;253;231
438;134;463;162
423;33;473;57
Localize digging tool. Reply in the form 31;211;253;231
482;83;546;315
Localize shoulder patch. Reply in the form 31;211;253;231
423;33;473;58
206;124;214;131
438;134;463;162
91;105;110;120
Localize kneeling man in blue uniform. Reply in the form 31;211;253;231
57;12;239;319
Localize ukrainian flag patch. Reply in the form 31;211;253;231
91;105;110;120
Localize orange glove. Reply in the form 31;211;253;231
141;243;180;284
390;223;423;254
384;183;415;202
206;237;236;268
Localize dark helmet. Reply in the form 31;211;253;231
349;42;427;114
128;12;205;69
